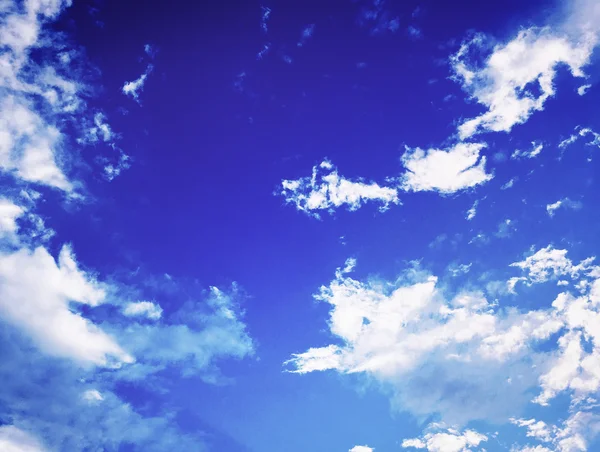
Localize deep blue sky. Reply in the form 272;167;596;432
2;0;600;451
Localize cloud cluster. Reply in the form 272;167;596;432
400;143;492;193
286;244;600;445
401;424;487;451
280;160;400;217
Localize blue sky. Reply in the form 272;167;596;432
2;0;600;450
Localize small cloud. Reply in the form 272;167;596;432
400;142;492;194
122;64;153;103
577;83;591;95
495;218;516;238
511;141;543;160
260;5;271;33
297;24;315;47
407;25;422;39
122;301;163;320
466;200;478;220
256;42;271;60
546;198;582;217
501;178;517;190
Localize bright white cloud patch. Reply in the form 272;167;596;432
400;143;492;193
0;245;133;366
401;424;488;452
546;198;582;217
512;141;544;160
451;0;600;139
0;198;24;240
578;83;592;95
349;446;374;452
0;425;46;452
122;64;154;103
280;160;400;217
122;301;163;320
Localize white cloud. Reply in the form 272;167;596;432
122;301;163;320
559;126;600;149
0;425;46;452
513;411;600;452
0;245;133;366
122;64;153;103
349;446;374;452
451;0;600;139
512;141;544;160
280;160;400;217
401;424;488;452
509;245;595;288
82;389;104;403
400;143;492;193
466;200;478;220
547;198;583;217
578;83;592;95
0;198;24;240
285;259;562;424
502;177;517;190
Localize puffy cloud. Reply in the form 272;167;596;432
285;259;562;424
547;198;583;217
401;424;487;451
578;84;592;95
0;425;46;452
451;0;600;139
509;246;595;289
512;141;544;160
122;64;154;103
400;143;492;193
0;245;133;366
349;446;374;452
122;301;163;320
512;411;600;452
280;160;400;218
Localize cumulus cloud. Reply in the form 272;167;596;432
451;0;600;139
578;83;592;95
0;198;25;241
0;245;133;366
285;258;563;424
401;424;488;451
280;160;400;217
512;141;544;160
547;198;583;217
400;143;492;193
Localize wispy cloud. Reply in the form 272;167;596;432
547;197;583;216
122;64;154;103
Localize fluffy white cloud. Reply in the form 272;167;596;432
122;64;153;103
509;246;595;289
280;160;400;217
512;411;600;452
0;425;45;452
578;84;592;95
512;141;544;160
400;143;492;193
349;446;374;452
122;301;163;320
451;0;600;139
547;198;583;217
402;424;487;452
0;245;133;366
286;259;562;424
